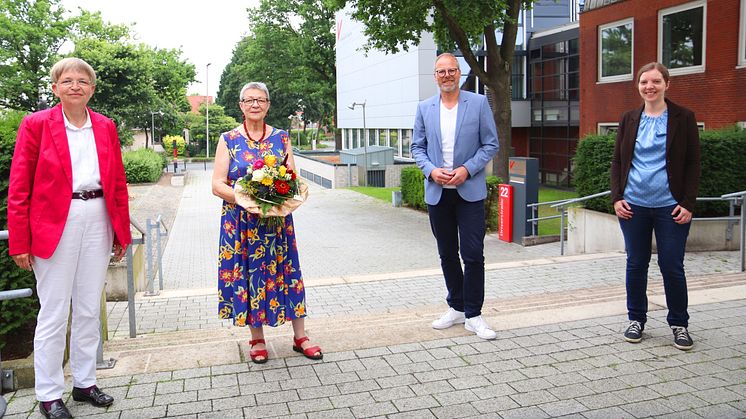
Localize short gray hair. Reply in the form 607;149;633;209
50;57;97;85
434;53;460;71
239;82;270;101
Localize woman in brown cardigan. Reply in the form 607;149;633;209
611;62;700;351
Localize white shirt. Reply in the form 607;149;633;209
63;109;102;192
439;101;458;189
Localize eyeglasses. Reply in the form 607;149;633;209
58;79;92;88
241;98;269;106
434;68;459;77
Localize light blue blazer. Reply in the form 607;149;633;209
411;90;499;205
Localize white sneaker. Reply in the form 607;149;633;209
432;308;465;329
465;316;497;340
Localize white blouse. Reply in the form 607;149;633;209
63;109;102;192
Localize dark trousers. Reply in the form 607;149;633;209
427;189;486;318
619;203;691;327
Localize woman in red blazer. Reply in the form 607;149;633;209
7;58;131;419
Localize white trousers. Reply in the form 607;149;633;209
33;198;113;401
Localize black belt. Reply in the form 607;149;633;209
72;189;104;200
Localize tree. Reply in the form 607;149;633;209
217;0;336;131
0;0;71;111
73;33;195;146
188;103;239;155
331;0;535;180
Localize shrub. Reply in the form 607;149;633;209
485;175;504;231
123;149;163;183
163;135;186;157
573;134;615;213
574;126;746;216
400;166;426;210
400;166;503;231
698;126;746;215
0;110;39;349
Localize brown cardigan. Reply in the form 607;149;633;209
611;98;701;212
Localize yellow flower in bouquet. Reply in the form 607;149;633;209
234;151;307;227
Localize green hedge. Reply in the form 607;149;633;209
400;166;503;231
400;167;426;210
574;125;746;216
485;175;503;231
0;110;39;349
123;148;164;183
573;134;616;213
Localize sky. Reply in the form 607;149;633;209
61;0;260;98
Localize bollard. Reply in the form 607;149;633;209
392;190;402;207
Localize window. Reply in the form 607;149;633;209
740;0;746;67
390;130;399;156
379;130;387;147
659;1;706;75
401;129;412;158
597;123;619;135
598;18;634;82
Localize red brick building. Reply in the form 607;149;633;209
187;95;213;114
579;0;746;137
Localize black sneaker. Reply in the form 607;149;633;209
671;326;694;350
624;320;643;343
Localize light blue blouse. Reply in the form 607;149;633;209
623;110;677;208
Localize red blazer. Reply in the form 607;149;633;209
7;104;132;258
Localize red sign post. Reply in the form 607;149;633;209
498;184;513;242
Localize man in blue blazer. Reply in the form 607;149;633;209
411;53;499;340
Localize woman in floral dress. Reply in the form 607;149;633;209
211;82;322;363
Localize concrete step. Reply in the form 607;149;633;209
96;271;746;379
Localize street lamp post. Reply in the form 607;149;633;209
205;63;212;162
150;110;163;150
348;101;367;187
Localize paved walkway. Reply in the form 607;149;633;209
4;170;745;418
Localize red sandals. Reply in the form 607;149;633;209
249;339;268;364
293;336;323;360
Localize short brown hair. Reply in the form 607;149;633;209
636;62;669;84
50;57;97;85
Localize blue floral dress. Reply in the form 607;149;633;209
217;127;307;328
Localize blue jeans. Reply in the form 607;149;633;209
427;189;486;318
619;203;691;327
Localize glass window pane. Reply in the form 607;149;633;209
390;130;399;156
662;6;704;69
379;130;387;147
601;22;632;77
401;129;411;158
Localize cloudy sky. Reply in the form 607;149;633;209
61;0;260;97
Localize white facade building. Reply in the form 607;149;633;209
335;8;438;159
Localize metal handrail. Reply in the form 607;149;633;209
542;190;744;268
125;214;169;338
721;190;745;272
548;191;611;255
0;288;32;301
0;287;32;407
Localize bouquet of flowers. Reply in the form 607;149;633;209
234;153;308;226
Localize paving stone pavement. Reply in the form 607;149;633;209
5;169;745;418
5;299;746;418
